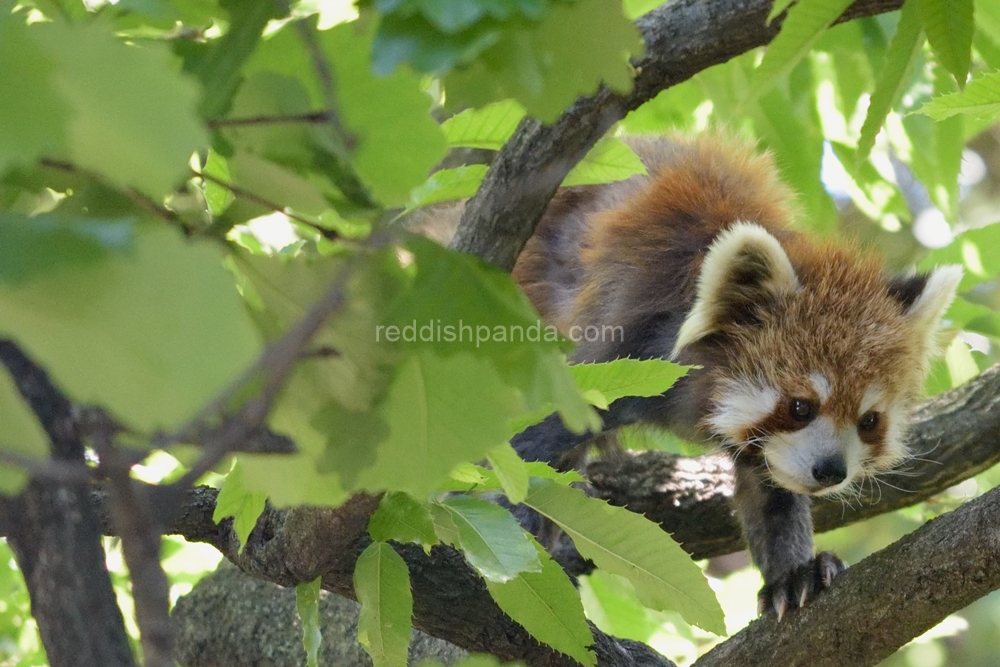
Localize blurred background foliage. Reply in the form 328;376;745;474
3;0;1000;664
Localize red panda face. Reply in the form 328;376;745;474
674;222;962;497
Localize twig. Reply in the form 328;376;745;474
196;170;332;232
206;111;332;128
0;450;96;484
290;20;354;152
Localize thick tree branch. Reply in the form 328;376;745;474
450;0;905;270
692;482;1000;667
0;340;135;667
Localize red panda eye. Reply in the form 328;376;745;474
788;399;815;422
858;411;880;432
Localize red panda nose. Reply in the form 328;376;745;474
812;457;847;487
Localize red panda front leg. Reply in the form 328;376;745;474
733;458;845;619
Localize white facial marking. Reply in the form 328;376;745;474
860;385;884;415
872;404;908;470
708;378;780;442
764;417;863;496
809;372;831;402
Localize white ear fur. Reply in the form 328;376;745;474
671;222;798;358
906;264;963;353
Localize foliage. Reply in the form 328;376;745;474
2;0;1000;666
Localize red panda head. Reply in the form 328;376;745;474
672;222;962;496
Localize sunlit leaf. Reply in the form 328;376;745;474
355;542;413;667
213;461;267;553
918;0;974;86
916;71;1000;120
368;491;439;549
437;496;541;582
561;138;647;187
295;578;323;667
442;99;526;150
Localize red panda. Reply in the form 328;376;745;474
508;134;962;618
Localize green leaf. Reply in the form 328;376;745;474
523;478;726;635
561;138;647;187
228;151;333;217
916;71;1000;120
444;0;643;122
212;461;267;553
355;542;413;667
857;1;924;162
568;358;689;405
441;99;527;150
485;539;595;666
0;366;49;496
368;492;439;549
406;165;488;212
200;150;235;216
295;577;323;667
487;442;529;504
918;0;974;86
0;213;134;284
321;21;447;205
437;495;541;582
943;336;979;387
919;221;1000;290
0;225;260;431
767;0;797;23
0;10;67;177
32;18;207;197
753;0;855;97
355;350;525;496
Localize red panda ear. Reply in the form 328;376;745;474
672;222;799;357
894;265;963;355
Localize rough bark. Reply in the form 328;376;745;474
0;341;136;667
450;0;905;271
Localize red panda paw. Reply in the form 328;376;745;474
757;551;847;620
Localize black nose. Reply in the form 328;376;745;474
812;457;847;487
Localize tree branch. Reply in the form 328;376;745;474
450;0;905;270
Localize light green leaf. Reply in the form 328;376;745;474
228;151;332;217
918;0;974;86
368;492;439;549
406;165;488;212
487;442;529;504
561;138;647;187
444;0;643;122
430;502;462;546
944;336;979;387
0;225;260;431
322;22;447;205
200;150;235;216
753;0;855;97
442;99;526;150
523;478;726;635
295;577;323;667
0;367;48;496
485;539;595;666
767;0;797;24
437;496;541;583
355;542;413;667
213;461;267;553
355;351;525;497
568;359;689;405
858;0;924;162
919;221;1000;290
0;10;67;176
916;71;1000;120
33;19;207;197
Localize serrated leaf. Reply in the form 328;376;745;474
355;350;525;496
321;21;447;205
916;71;1000;120
0;10;67;176
213;461;267;552
523;478;726;635
295;577;323;667
369;492;439;549
485;539;595;666
561;138;647;187
0;366;49;496
438;495;541;582
441;99;527;150
429;502;462;546
858;0;924;162
444;0;643;122
487;442;529;504
33;18;207;197
0;224;260;431
918;0;974;86
355;542;413;667
753;0;855;97
568;359;689;405
406;165;488;212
